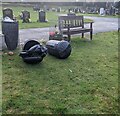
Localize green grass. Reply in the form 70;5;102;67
1;6;93;29
2;31;118;114
77;13;119;18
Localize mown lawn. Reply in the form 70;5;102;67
77;13;119;18
2;31;118;114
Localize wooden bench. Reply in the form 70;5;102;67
58;15;93;41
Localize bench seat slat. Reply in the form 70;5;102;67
62;28;92;35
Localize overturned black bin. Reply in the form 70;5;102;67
19;40;47;64
46;40;71;59
2;20;19;50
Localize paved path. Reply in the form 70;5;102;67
19;16;118;44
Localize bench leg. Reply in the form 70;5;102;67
82;33;84;38
68;35;71;41
90;31;93;40
118;28;120;32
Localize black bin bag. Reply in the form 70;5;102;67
46;40;72;59
19;40;47;64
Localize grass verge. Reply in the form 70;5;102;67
2;31;118;114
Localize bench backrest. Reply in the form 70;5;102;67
58;15;84;31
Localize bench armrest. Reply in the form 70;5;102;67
84;22;93;29
84;22;94;24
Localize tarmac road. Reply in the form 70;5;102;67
19;16;118;44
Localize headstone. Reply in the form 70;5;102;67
74;8;79;13
33;5;40;11
0;34;7;50
109;7;112;15
114;1;120;15
44;5;48;11
99;8;105;16
114;1;120;9
68;8;71;13
22;10;30;23
51;8;56;12
19;12;23;19
112;7;116;15
72;8;75;13
57;7;61;12
3;8;13;19
79;8;82;13
38;11;47;22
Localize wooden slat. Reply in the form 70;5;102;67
58;15;83;28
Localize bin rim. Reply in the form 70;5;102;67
23;40;40;50
1;20;19;23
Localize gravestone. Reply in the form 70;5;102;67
38;11;47;22
74;8;79;13
57;7;61;12
22;10;30;23
68;8;72;13
109;6;116;15
33;5;40;11
3;8;13;19
114;1;120;9
19;12;23;19
51;8;56;12
0;34;7;50
78;8;82;13
114;1;120;15
99;8;105;16
44;5;48;11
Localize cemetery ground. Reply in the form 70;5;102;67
1;6;92;29
1;6;118;29
2;31;118;114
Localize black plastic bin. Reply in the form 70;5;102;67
2;21;19;50
19;40;47;64
46;40;72;59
